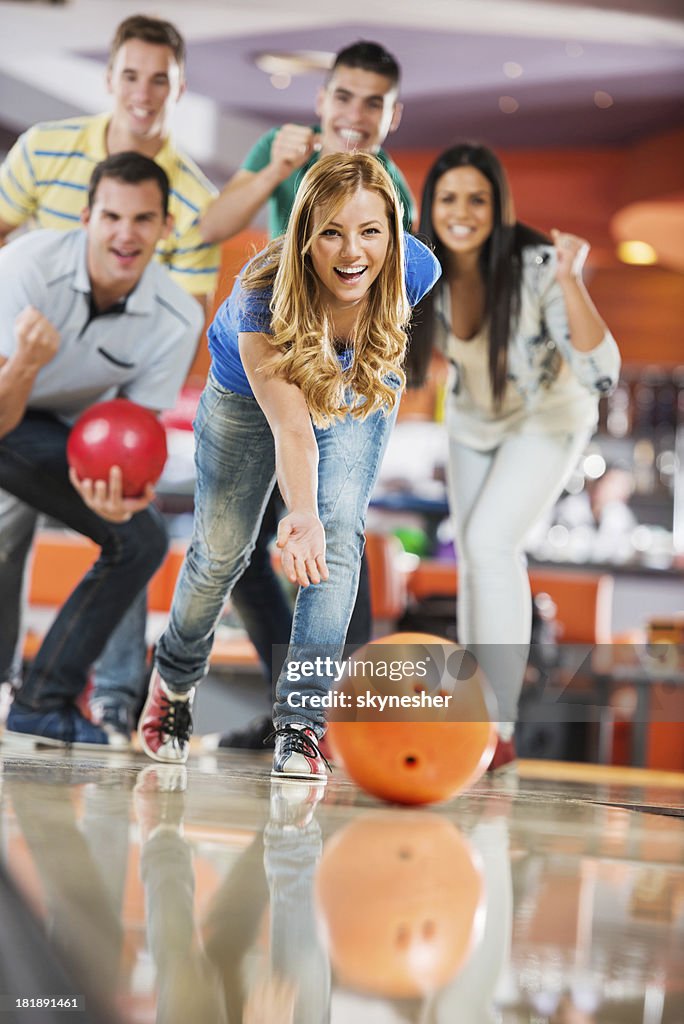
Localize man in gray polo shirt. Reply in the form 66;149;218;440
0;152;202;749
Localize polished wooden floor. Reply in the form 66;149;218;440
0;747;682;1024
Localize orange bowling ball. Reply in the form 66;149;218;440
315;812;485;997
327;633;497;805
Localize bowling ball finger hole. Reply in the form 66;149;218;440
404;755;419;769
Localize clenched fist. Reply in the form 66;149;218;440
551;229;590;282
271;124;319;178
15;306;60;369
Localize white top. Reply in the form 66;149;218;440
0;229;203;422
435;244;621;451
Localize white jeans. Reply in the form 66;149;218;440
447;430;590;731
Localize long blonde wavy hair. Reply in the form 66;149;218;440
241;152;410;427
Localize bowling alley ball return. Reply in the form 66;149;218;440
67;398;168;497
327;633;497;805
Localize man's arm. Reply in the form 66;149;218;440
0;307;59;438
0;129;37;240
199;125;317;244
0;216;19;246
191;290;213;323
239;330;328;587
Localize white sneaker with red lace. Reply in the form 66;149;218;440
138;670;194;764
271;723;330;781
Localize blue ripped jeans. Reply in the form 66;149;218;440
155;373;398;733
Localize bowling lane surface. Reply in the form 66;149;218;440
0;748;682;1024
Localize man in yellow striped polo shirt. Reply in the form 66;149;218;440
0;14;220;306
0;16;220;746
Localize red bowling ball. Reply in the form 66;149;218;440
67;399;168;497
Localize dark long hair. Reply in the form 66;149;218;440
407;143;549;401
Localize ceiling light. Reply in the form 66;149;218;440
270;73;291;90
253;50;334;77
617;241;657;266
503;62;523;79
594;91;614;109
498;96;519;114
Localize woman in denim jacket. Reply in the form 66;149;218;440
409;142;620;769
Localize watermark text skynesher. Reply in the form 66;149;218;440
286;690;452;710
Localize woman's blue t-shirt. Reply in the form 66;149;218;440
208;233;441;396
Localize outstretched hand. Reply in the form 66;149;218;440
69;465;155;523
276;511;329;587
551;228;590;281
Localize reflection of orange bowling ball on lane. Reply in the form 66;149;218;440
327;633;497;805
316;813;485;997
67;398;168;498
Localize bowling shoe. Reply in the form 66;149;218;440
201;713;275;752
4;703;110;750
91;701;133;749
138;670;194;764
487;736;517;772
271;723;331;781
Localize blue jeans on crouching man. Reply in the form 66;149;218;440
0;488;149;715
155;373;398;734
0;411;167;710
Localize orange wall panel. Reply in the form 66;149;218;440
393;134;683;368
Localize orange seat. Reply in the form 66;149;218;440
407;560;614;646
528;569;614;645
25;532;260;669
365;532;410;625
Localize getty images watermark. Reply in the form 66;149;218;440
271;641;684;723
286;654;452;712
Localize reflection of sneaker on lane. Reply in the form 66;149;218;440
91;702;132;749
4;703;110;750
269;779;325;830
138;670;194;764
272;724;331;782
134;763;187;843
201;713;275;752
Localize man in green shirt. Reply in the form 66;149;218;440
200;40;415;241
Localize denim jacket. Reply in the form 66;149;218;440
435;244;621;410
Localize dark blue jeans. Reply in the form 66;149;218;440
0;411;168;709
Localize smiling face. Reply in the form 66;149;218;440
308;187;391;317
107;39;184;143
431;166;495;259
82;177;172;304
315;65;402;156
